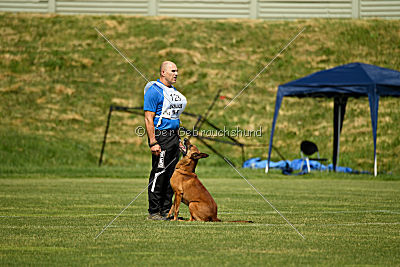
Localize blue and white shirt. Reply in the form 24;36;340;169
143;79;187;130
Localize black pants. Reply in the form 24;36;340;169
148;130;180;215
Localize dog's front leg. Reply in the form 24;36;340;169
173;192;183;221
167;192;177;219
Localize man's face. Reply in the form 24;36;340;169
163;63;178;85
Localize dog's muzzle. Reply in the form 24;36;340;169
179;138;192;156
179;138;187;155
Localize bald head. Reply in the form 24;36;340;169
160;61;176;74
159;61;178;87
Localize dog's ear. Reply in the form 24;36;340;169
190;152;209;160
200;153;209;159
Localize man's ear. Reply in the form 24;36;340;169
190;153;209;160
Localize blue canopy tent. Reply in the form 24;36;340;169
266;62;400;176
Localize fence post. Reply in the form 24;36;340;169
148;0;157;16
249;0;258;19
48;0;56;13
352;0;360;18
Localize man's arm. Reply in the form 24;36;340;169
144;111;161;156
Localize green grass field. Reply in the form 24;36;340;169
1;171;399;265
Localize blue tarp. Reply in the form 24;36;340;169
244;157;361;174
267;63;400;176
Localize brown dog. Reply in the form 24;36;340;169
167;138;221;222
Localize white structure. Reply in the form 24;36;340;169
1;0;399;19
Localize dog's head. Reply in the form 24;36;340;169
180;138;208;160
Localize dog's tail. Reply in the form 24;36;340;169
225;221;254;223
225;220;254;223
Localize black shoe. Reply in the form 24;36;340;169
147;213;166;221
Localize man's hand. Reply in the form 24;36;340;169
151;144;161;156
144;111;161;156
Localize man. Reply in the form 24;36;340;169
143;61;187;220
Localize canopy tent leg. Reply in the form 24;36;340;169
336;104;341;170
333;97;347;172
368;91;379;177
266;92;284;174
